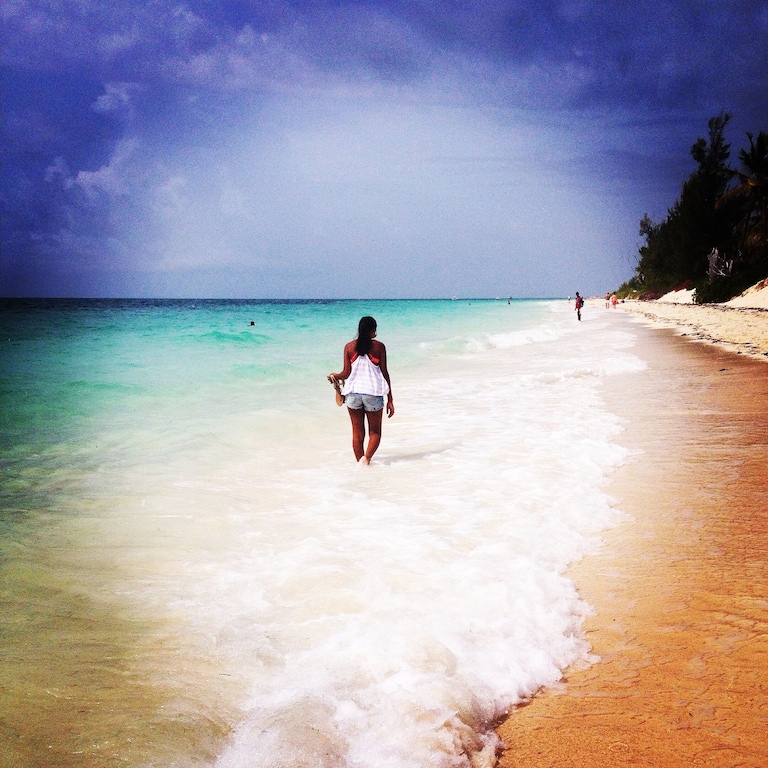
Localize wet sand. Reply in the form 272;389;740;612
497;314;768;767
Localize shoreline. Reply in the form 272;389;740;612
496;312;768;766
617;300;768;360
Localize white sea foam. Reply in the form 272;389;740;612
146;305;637;766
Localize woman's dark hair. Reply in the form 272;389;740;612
355;316;377;355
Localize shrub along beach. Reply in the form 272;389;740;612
616;114;767;305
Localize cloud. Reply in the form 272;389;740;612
5;2;766;112
44;156;74;188
92;82;142;115
2;1;767;297
87;93;640;297
75;138;138;198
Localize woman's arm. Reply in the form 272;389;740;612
328;341;354;383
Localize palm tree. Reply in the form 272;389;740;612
719;131;768;259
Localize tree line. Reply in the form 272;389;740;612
618;113;768;303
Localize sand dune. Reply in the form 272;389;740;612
651;277;768;309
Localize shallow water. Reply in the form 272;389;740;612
0;299;643;767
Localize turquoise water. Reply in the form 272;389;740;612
2;298;544;450
0;298;642;767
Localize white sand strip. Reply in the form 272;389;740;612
619;300;768;361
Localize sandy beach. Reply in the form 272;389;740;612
618;303;768;360
612;279;768;361
496;306;768;767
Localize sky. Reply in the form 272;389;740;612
2;1;767;299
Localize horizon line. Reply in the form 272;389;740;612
1;296;566;302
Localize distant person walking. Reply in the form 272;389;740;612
610;293;618;308
328;316;394;464
574;292;584;321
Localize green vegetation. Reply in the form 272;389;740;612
617;114;768;303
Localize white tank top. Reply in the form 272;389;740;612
341;354;389;396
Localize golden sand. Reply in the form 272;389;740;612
619;301;768;360
496;315;768;767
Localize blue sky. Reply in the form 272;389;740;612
2;1;767;298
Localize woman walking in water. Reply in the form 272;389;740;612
328;316;394;464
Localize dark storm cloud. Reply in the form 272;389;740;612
1;1;767;297
5;1;764;105
403;1;768;113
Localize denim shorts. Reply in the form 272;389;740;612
345;393;385;412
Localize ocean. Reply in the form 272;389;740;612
0;298;644;768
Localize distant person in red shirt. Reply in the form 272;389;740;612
575;292;584;321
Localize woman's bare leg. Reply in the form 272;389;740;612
348;407;366;461
362;409;383;464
